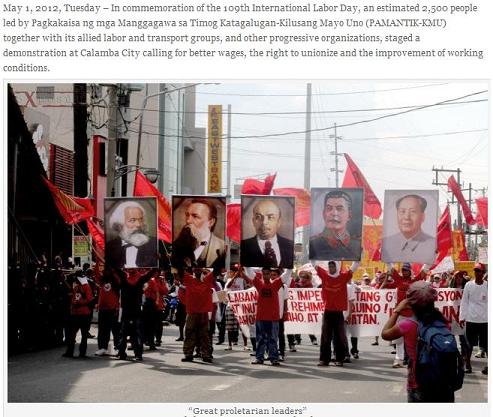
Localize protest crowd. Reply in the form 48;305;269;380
8;250;488;403
8;147;488;404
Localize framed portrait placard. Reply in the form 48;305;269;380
382;190;438;264
104;197;158;269
240;195;295;268
171;195;226;270
309;188;363;261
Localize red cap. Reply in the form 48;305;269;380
474;262;486;272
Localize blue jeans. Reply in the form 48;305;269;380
255;320;279;363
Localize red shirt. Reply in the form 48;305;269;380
156;279;169;310
253;274;283;321
184;272;214;314
70;283;93;315
385;270;424;317
98;282;119;310
316;266;353;311
144;278;159;301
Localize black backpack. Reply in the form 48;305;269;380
416;320;464;392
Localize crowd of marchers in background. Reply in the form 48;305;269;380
7;253;487;403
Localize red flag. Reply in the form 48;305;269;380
475;197;488;228
433;206;453;267
42;177;94;224
448;176;475;225
241;173;277;195
273;187;311;227
411;263;423;277
342;154;382;219
226;203;241;243
133;170;172;243
371;244;381;261
86;218;105;253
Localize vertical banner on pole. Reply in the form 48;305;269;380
208;105;222;193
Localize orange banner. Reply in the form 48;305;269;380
452;230;469;261
344;223;386;279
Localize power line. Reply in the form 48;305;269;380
125;90;487;141
343;128;488;142
97;97;487;116
195;82;451;97
215;90;488;140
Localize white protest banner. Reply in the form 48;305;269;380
227;287;257;338
347;289;397;337
228;287;463;337
432;256;455;274
284;288;325;335
435;288;464;335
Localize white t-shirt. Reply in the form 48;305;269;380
459;280;488;323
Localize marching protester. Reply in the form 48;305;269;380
179;265;215;363
142;276;168;350
272;267;292;362
370;271;386;346
380;262;428;368
154;271;169;347
242;266;291;366
205;273;223;357
449;270;468;290
315;259;360;367
224;266;249;351
95;269;120;356
62;269;94;359
173;274;187;342
114;268;156;361
382;281;461;402
459;262;488;375
343;280;358;362
448;270;469;358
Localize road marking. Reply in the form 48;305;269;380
209;384;231;391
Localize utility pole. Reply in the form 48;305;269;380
432;167;462;228
158;83;166;193
106;84;128;196
329;123;343;188
73;83;88;197
226;104;232;269
304;83;311;191
302;83;312;263
106;85;118;197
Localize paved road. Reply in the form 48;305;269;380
8;324;488;403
